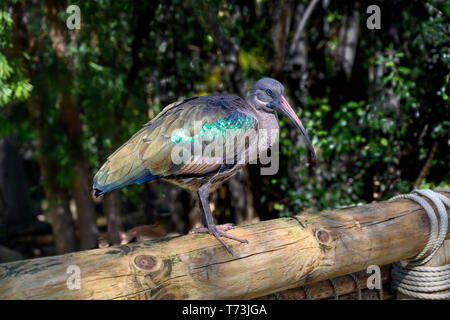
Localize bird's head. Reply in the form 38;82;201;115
248;78;317;161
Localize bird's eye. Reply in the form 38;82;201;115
266;89;272;96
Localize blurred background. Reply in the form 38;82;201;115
0;0;448;261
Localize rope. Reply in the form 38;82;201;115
389;188;450;299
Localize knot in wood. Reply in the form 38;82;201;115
315;228;332;245
134;255;157;270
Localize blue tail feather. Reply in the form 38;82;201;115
93;171;161;198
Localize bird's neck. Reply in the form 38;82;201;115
246;95;280;151
246;95;279;130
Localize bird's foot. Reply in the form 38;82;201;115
192;223;234;233
191;223;248;256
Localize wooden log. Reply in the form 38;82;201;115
0;191;449;300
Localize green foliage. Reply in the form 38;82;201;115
271;0;449;215
0;10;32;106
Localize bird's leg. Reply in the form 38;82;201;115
192;182;248;255
197;212;234;232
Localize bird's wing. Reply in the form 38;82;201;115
93;95;258;195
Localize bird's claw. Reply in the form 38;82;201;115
191;223;234;233
191;223;248;256
216;223;234;231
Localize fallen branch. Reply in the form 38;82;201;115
414;140;440;189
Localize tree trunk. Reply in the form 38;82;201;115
103;191;123;245
335;5;360;79
57;94;98;250
271;0;293;79
46;188;77;254
46;0;98;249
27;99;77;254
284;1;311;101
11;1;77;254
204;9;245;97
166;185;188;234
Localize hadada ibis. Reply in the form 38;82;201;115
93;78;316;255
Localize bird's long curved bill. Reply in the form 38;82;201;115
280;96;317;161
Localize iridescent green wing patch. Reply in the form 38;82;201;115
171;111;257;145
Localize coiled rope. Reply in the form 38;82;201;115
389;188;450;299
